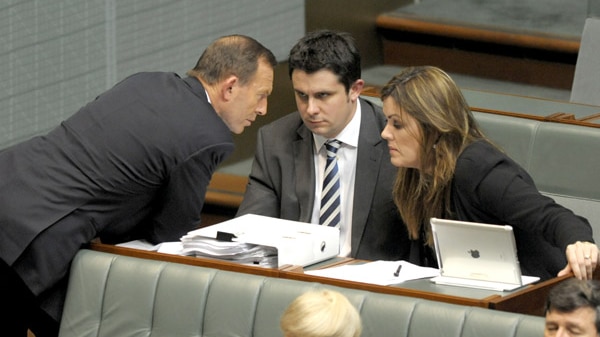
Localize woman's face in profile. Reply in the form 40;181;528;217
381;97;422;169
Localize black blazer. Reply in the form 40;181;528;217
0;72;234;296
450;140;593;280
237;99;411;261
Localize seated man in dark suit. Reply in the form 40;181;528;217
237;30;410;261
0;34;276;337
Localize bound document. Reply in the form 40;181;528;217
181;214;340;268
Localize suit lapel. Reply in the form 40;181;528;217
294;125;316;222
351;100;384;254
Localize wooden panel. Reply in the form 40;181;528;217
305;0;410;67
205;172;248;208
488;274;572;315
377;14;580;54
381;38;575;89
376;8;580;91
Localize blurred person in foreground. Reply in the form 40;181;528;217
281;289;362;337
545;278;600;337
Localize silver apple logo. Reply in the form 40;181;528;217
468;249;480;258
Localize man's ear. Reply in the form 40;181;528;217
221;75;238;102
349;79;365;102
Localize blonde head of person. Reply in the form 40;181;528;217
281;290;362;337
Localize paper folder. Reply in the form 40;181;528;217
182;214;340;267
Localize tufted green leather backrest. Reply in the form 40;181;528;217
472;111;541;170
59;249;544;337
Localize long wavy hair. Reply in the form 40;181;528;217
381;66;486;246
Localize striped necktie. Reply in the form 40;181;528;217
320;139;342;227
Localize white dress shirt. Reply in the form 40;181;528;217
310;102;361;257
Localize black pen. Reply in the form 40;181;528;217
393;264;402;277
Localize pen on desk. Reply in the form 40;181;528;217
393;264;402;277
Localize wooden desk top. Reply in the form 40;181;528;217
90;242;572;316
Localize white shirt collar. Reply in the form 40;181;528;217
314;100;362;150
205;89;212;104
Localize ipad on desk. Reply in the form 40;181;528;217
429;218;540;291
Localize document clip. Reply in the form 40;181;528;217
216;231;237;242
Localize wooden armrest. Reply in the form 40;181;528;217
376;13;580;54
580;112;600;122
545;112;576;120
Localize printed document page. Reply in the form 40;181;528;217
116;239;183;255
306;260;440;286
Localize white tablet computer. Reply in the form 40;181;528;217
429;218;539;291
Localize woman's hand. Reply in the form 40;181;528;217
558;241;598;280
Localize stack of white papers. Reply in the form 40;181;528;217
306;260;440;286
115;238;277;266
117;214;339;268
182;214;340;267
180;234;278;267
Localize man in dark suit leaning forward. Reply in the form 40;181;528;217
237;30;410;261
0;35;276;336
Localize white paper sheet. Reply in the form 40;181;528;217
116;239;183;255
305;260;440;286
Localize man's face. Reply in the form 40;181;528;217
292;69;362;139
220;59;273;134
545;307;599;337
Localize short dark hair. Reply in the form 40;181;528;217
288;29;361;92
188;35;276;85
546;278;600;331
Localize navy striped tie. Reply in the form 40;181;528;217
320;139;342;227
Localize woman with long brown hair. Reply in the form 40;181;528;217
380;66;597;281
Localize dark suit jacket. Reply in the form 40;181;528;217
450;140;593;280
237;99;410;261
0;72;234;297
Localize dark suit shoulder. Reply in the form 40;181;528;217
120;71;179;81
455;140;522;184
458;140;501;164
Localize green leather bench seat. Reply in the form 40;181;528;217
475;113;600;241
528;122;600;231
472;111;540;169
58;249;544;337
